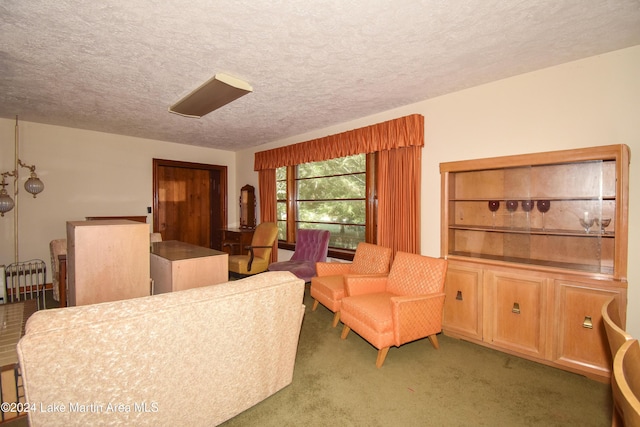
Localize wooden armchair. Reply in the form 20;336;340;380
310;242;392;327
226;222;278;276
340;252;448;368
603;297;634;426
613;339;640;427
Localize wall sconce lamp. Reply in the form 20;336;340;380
0;116;45;217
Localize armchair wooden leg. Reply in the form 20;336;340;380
376;347;390;368
332;311;340;327
312;299;319;311
427;334;440;349
340;325;350;339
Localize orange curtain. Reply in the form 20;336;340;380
258;168;278;262
254;114;424;170
377;146;421;256
254;114;423;259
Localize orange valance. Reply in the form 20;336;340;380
254;114;424;170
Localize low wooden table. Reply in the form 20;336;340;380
150;241;229;294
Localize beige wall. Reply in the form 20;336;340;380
0;45;637;337
0;122;237;275
237;45;640;336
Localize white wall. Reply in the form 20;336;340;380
237;46;640;336
0;122;237;274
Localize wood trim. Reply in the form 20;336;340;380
440;144;630;173
86;216;147;223
152;158;228;245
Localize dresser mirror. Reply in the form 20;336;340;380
240;184;256;229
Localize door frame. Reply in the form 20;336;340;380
152;159;228;247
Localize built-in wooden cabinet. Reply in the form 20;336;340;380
440;145;629;382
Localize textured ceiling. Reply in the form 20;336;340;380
1;1;639;151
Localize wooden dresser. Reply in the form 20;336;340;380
220;228;254;255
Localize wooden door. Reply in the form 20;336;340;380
153;159;227;249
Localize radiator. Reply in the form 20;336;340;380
2;260;46;309
0;302;30;423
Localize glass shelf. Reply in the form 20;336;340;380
448;224;615;237
440;145;629;279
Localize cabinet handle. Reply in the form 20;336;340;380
582;316;593;329
512;302;520;314
456;290;463;301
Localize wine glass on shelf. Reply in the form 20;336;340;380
579;212;595;234
506;200;518;228
521;200;534;225
536;200;550;231
596;217;611;234
488;201;500;228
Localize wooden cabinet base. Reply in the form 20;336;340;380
443;259;626;383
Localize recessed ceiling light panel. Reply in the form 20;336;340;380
169;73;252;118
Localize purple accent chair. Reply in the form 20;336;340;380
268;229;331;282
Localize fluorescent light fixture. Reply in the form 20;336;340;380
169;73;252;118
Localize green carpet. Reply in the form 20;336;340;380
221;285;611;427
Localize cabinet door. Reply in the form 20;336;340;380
485;270;549;358
443;263;482;340
553;280;624;377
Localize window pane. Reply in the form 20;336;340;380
298;174;365;200
298;154;365;178
277;220;286;241
277;201;287;220
276;180;286;201
278;153;370;251
297;200;365;224
297;222;365;250
277;202;286;240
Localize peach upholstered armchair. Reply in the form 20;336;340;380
310;242;392;327
340;251;448;368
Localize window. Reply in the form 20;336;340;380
276;153;376;258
